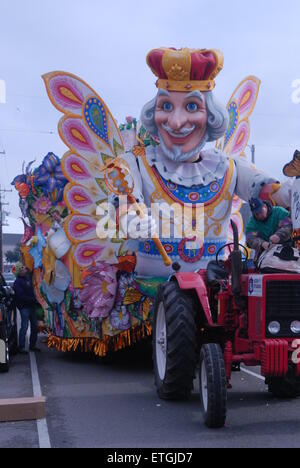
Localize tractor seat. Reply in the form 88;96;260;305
206;261;229;287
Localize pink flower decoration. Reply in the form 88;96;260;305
126;116;134;124
33;197;52;215
79;262;117;319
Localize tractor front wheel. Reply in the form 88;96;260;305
153;282;198;400
199;343;227;428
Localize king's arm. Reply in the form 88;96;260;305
234;156;293;208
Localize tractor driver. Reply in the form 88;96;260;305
246;198;292;255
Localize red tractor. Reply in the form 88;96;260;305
153;222;300;428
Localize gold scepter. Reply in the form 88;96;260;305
102;158;172;267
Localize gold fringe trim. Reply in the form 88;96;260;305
47;322;153;358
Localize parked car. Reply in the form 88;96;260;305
0;273;18;372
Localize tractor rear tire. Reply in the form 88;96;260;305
153;281;198;400
199;343;227;428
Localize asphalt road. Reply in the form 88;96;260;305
1;337;300;449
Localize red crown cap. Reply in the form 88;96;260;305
146;47;224;92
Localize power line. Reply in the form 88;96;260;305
254;143;299;148
255;113;300;120
0;128;57;135
7;93;48;100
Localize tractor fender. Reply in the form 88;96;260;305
173;272;214;326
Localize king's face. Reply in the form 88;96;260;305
154;90;208;154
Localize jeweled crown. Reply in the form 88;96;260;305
146;47;224;92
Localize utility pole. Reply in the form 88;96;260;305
0;189;12;273
0;88;8;271
250;144;255;165
247;144;256;165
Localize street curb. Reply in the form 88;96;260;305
0;396;46;422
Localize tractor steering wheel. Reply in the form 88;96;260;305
215;243;249;267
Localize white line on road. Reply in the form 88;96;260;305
29;351;51;449
241;367;266;382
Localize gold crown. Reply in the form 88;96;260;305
146;47;224;92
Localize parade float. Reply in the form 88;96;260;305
12;47;292;361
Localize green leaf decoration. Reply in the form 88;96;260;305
113;139;124;157
95;178;109;195
101;154;113;165
111;238;123;244
138;125;158;148
61;208;69;218
63;322;72;339
95;198;108;206
36;187;44;197
64;290;71;311
118;241;129;256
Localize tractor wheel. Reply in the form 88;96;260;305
267;374;300;399
0;338;10;373
199;343;227;428
153;282;198;400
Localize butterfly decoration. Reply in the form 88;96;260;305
283;150;300;178
43;72;126;269
216;76;261;242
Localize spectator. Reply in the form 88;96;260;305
246;198;292;256
13;263;40;354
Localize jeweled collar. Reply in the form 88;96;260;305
146;145;229;188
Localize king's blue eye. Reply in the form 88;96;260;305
162;102;173;112
186;102;198;112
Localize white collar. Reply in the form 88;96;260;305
146;145;229;187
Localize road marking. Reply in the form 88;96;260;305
241;367;265;382
29;351;51;449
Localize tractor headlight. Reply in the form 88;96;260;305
291;321;300;334
268;321;281;335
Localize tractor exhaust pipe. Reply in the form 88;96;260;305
230;220;242;298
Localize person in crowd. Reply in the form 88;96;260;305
246;198;292;256
13;263;40;354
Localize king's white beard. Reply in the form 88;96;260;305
158;131;209;162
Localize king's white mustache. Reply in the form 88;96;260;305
161;123;196;138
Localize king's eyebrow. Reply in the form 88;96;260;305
185;91;204;101
157;89;170;98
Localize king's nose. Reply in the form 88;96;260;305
168;110;187;131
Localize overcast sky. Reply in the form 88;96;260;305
0;0;300;217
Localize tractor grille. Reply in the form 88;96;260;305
266;281;300;337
